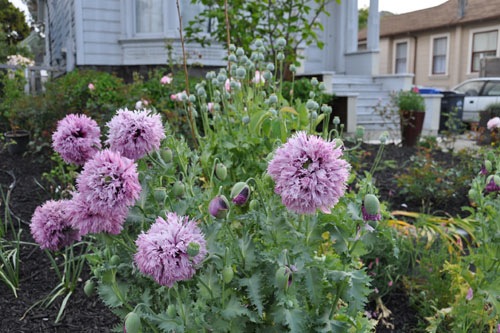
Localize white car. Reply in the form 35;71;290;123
452;78;500;122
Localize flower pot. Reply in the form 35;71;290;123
4;130;30;154
400;111;425;147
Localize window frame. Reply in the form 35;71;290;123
468;27;500;74
430;34;449;76
393;39;410;74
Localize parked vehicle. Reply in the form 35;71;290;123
453;78;500;122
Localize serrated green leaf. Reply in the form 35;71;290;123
221;296;251;320
305;267;322;306
284;308;306;333
239;274;264;316
97;282;128;308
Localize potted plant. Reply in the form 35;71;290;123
396;88;426;147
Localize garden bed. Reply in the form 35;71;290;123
0;139;481;332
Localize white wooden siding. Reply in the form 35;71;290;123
79;0;122;65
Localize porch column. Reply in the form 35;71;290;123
345;0;358;53
367;0;380;50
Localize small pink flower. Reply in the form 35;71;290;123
207;102;215;113
160;75;172;85
487;117;500;130
135;99;149;110
388;280;393;287
88;83;95;91
466;287;473;301
251;70;265;85
375;257;379;266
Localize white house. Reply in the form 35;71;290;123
36;0;417;136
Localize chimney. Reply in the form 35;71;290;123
458;0;468;18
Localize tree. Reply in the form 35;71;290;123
0;0;30;45
358;7;369;30
185;0;338;70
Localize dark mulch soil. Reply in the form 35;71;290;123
0;141;474;332
0;146;120;333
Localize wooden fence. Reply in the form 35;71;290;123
0;64;64;94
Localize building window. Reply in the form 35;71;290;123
135;0;163;34
395;41;408;73
432;36;447;75
471;30;498;72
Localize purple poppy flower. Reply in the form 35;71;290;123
134;212;207;287
106;108;165;160
30;200;81;251
76;149;141;213
68;193;129;235
52;114;101;165
267;131;350;214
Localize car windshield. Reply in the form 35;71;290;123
454;81;485;96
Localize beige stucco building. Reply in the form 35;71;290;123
359;0;500;90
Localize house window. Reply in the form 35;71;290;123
135;0;163;34
471;30;498;72
432;37;447;75
395;41;408;73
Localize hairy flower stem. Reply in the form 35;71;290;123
369;142;386;176
175;0;198;149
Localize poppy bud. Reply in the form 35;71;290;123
110;254;120;265
83;280;95;297
362;194;381;222
230;182;250;205
166;304;176;318
208;195;230;218
124;312;141;333
275;266;289;290
485;175;500;193
484;160;493;173
215;163;227;181
160;147;173;163
222;266;234;283
172;180;185;197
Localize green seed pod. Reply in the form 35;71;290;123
222;266;234;284
364;194;380;216
110;255;120;266
153;187;167;204
83;280;95;297
172;180;185;197
124;312;141;333
215;163;227;181
187;242;200;257
166;304;176;318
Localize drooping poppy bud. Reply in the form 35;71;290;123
208;195;230;218
124;312;141;333
83;280;95;297
485;175;500;193
230;182;250;205
215;162;227;181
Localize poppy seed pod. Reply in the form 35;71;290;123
154;187;167;204
172;180;185;197
187;242;200;257
230;182;250;205
215;163;227;181
363;194;381;222
208;195;230;219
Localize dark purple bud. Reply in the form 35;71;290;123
230;182;250;205
208;195;229;218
